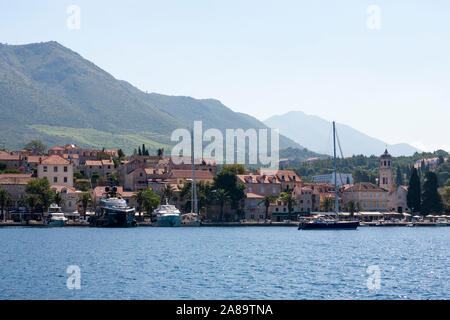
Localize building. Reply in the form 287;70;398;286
168;170;214;185
387;185;410;213
37;155;74;187
237;174;282;198
81;160;115;178
312;173;353;186
0;174;34;209
49;144;118;163
0;152;22;170
378;149;410;213
51;185;83;213
257;169;302;192
342;182;389;211
170;156;218;176
414;157;446;170
379;149;394;191
292;185;319;213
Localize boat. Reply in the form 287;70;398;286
153;202;182;227
89;186;136;227
181;213;201;227
298;218;359;230
298;121;359;231
436;218;448;226
44;204;68;227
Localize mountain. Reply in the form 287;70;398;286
264;111;422;157
0;41;306;156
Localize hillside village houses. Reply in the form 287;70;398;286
37;155;74;187
0;142;414;220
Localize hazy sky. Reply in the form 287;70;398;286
1;0;449;151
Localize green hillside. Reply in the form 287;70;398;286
0;41;307;156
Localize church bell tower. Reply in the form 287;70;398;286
379;149;394;191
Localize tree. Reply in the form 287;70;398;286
73;170;83;180
25;194;41;215
213;169;246;219
214;189;230;221
320;196;333;212
157;148;164;158
78;192;92;220
133;190;146;218
24;140;46;154
91;172;100;186
258;196;276;220
219;164;247;175
117;149;125;159
346;200;358;219
396;166;403;186
25;178;54;214
53;191;65;207
421;172;443;214
0;187;11;222
407;168;421;213
142;189;160;216
280;192;296;217
138;146;142;156
162;184;175;203
443;186;450;214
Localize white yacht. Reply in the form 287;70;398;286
44;204;68;227
153;203;182;227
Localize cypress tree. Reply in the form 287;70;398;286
138;146;142;156
396;166;403;186
421;172;443;214
407;168;421;213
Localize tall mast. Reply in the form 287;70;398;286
333;121;338;214
191;130;198;214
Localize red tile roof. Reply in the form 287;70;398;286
41;155;71;165
170;170;214;181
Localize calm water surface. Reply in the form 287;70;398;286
0;226;448;299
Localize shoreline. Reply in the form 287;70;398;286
0;222;446;228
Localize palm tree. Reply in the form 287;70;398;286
214;189;230;222
162;184;175;203
78;192;92;220
53;191;65;207
258;196;276;220
347;200;356;219
133;190;146;219
280;192;297;219
320;196;333;212
0;187;11;222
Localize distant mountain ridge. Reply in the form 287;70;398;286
0;41;310;157
264;111;422;157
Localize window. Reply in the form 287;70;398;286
54;177;58;183
64;166;68;172
43;166;47;172
64;177;68;183
54;166;58;172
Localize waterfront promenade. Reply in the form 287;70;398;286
0;220;446;227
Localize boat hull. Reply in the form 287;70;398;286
299;221;359;230
154;215;182;227
90;209;136;228
45;219;67;227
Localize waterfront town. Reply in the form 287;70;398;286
0;142;448;226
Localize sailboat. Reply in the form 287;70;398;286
298;122;359;230
181;130;201;226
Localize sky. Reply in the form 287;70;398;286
1;0;449;152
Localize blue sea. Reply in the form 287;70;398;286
0;226;448;300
